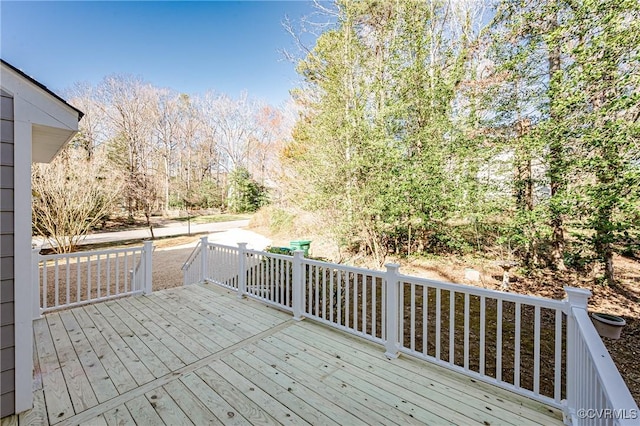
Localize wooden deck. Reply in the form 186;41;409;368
3;283;563;425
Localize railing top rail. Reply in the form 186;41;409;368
181;240;203;271
206;242;239;251
133;244;155;274
302;257;387;278
39;245;145;260
399;273;567;310
40;290;145;314
210;244;241;253
573;308;640;416
245;248;291;261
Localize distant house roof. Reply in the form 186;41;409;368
0;58;84;121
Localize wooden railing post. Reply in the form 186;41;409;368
143;241;153;295
32;247;42;320
237;242;248;298
199;236;209;283
384;263;401;359
292;250;305;321
563;286;591;423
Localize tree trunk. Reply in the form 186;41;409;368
515;119;535;265
164;156;170;211
604;251;614;284
548;7;566;271
145;211;155;239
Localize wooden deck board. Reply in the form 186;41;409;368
117;297;199;365
106;300;187;371
32;318;75;424
102;404;134;426
179;372;250;426
123;295;211;359
57;311;119;403
17;283;563;426
143;386;194;426
196;283;289;327
138;293;225;353
0;415;17;426
238;345;419;425
123;395;164;426
135;295;223;356
16;389;47;426
146;291;242;348
223;352;358;425
78;414;108;426
162;378;222;425
153;288;255;343
195;366;279;426
83;304;156;386
282;321;563;423
211;359;310;425
220;355;337;425
263;330;490;425
176;286;279;335
93;302;171;378
71;307;138;394
32;332;43;392
46;312;99;413
275;326;536;425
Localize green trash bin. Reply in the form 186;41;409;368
290;240;312;256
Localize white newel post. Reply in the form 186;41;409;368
237;242;248;298
32;248;41;320
563;286;591;424
292;250;305;321
199;236;209;283
143;241;153;294
384;263;401;359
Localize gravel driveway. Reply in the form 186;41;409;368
39;228;273;306
152;228;272;291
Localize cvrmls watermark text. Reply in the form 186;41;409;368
577;408;638;420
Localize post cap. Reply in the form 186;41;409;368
385;263;400;273
564;286;592;308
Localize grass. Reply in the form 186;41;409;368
172;213;252;224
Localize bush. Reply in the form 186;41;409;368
227;167;268;213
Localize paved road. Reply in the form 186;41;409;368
34;219;251;248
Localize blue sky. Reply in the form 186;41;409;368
1;1;322;105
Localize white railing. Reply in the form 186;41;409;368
245;248;293;308
184;238;639;423
33;241;153;318
206;243;241;290
392;273;567;407
301;257;386;344
565;288;639;426
181;238;203;286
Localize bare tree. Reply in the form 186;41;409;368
37;75;291;235
97;75;157;224
66;82;108;158
200;91;258;172
152;88;181;210
32;147;120;253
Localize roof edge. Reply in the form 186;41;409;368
1;59;84;121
